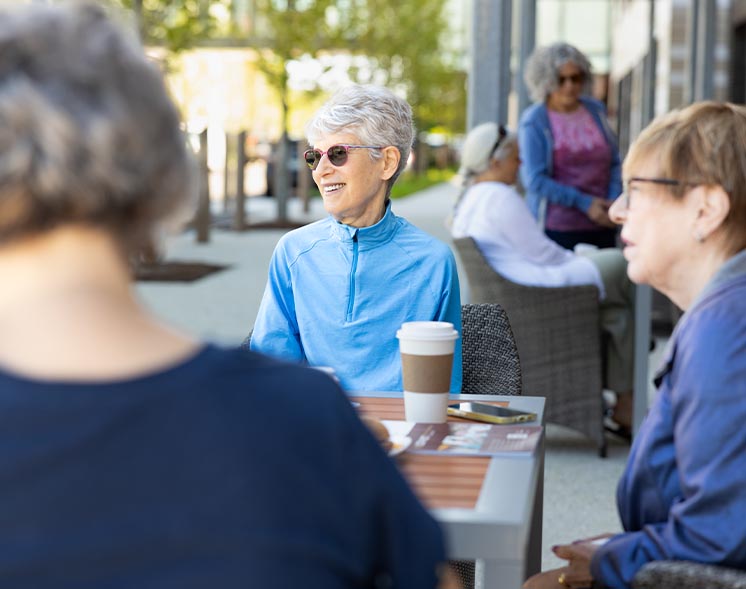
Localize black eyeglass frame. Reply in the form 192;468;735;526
303;144;384;171
619;176;699;210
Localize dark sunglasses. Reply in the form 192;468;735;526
489;125;508;158
303;144;383;170
557;73;584;86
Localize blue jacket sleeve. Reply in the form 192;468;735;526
591;309;746;588
250;240;304;362
606;138;622;202
518;112;595;213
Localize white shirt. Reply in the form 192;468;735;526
451;181;605;299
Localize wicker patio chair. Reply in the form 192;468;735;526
633;561;746;589
452;302;523;589
452;237;607;457
460;303;522;395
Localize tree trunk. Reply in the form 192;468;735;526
275;79;291;223
132;0;144;42
195;129;211;243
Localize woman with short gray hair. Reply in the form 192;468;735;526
0;2;193;250
0;5;449;587
305;84;414;197
251;84;462;393
519;42;622;250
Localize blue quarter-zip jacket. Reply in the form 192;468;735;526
251;203;463;393
591;249;746;588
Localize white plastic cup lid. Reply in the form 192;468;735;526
396;321;459;341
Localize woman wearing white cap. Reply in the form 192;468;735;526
451;123;635;434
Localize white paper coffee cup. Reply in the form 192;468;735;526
396;321;458;423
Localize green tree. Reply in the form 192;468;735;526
116;0;230;51
338;0;466;135
251;0;465;137
250;0;344;219
252;0;341;137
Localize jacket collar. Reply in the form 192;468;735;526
654;248;746;386
694;248;746;305
329;200;398;250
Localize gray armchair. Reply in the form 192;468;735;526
453;237;607;457
633;561;746;589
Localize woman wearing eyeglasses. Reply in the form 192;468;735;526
451;122;635;434
524;102;746;589
251;84;462;393
519;42;621;251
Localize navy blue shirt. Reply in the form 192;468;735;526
0;345;444;588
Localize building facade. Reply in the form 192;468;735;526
609;0;744;154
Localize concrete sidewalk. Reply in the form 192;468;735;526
136;183;633;571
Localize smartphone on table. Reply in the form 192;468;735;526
447;401;537;424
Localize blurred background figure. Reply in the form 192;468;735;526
519;42;622;251
524;101;746;589
0;5;449;587
451;122;635;432
250;84;462;393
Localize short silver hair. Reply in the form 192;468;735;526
305;84;415;196
458;123;517;178
0;2;195;252
524;42;593;103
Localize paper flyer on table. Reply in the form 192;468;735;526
382;420;543;457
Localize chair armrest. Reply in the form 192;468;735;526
495;281;601;371
495;281;600;332
633;560;746;589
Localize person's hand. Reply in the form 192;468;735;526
523;566;570;589
437;563;464;589
586;198;616;228
524;534;614;589
523;560;591;589
551;543;594;588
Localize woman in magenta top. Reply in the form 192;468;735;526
519;42;622;250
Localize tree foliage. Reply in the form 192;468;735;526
251;0;342;134
249;0;465;135
117;0;466;135
116;0;230;51
334;0;466;133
